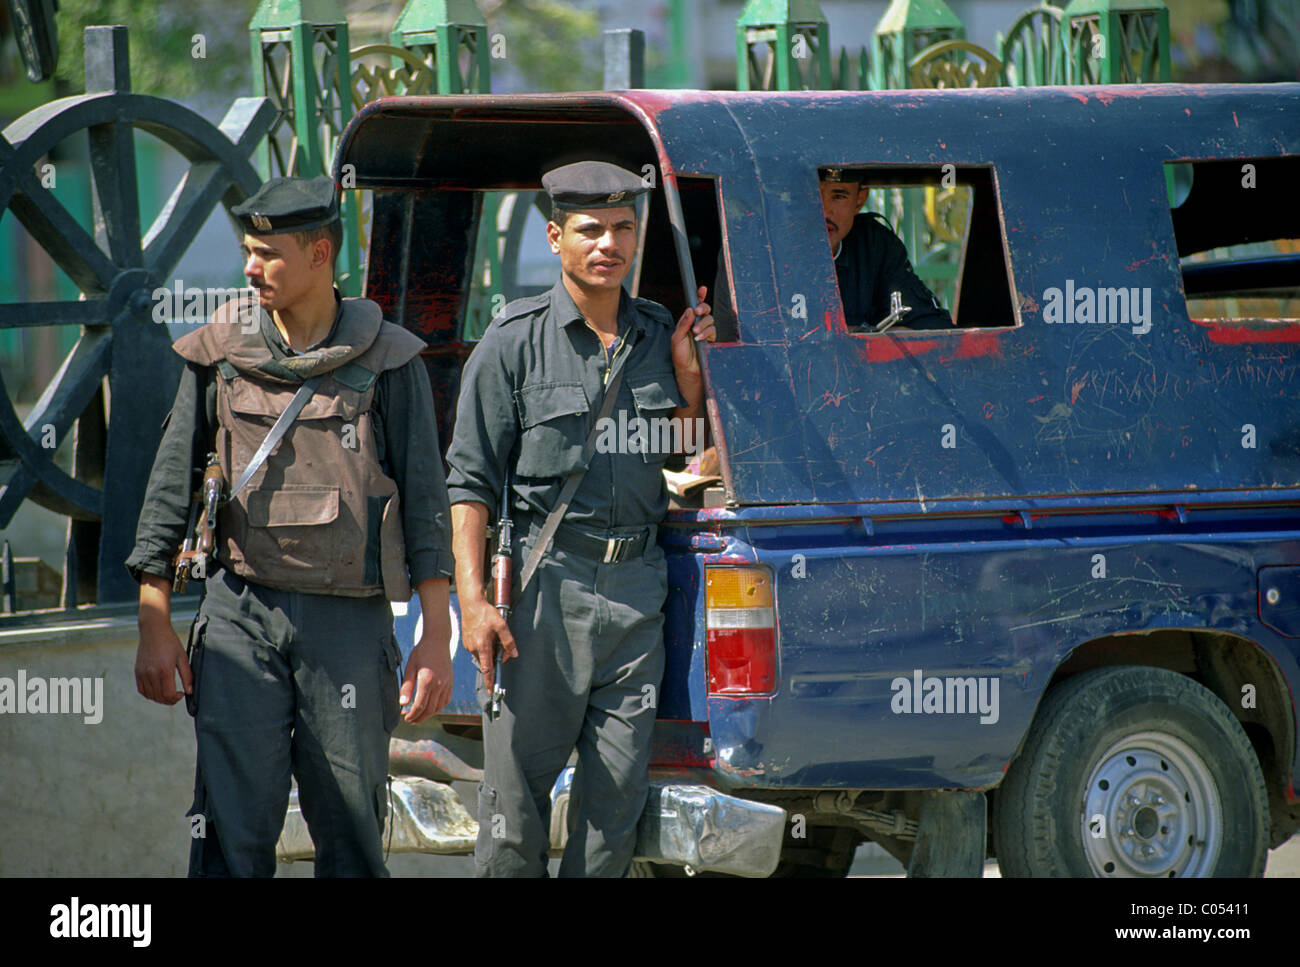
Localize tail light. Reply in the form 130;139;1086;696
706;566;777;695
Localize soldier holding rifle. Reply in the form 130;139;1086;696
446;161;716;877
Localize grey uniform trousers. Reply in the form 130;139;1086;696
186;566;401;877
474;527;667;877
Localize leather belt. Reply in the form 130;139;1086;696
548;523;651;565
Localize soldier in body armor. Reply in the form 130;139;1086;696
128;177;454;877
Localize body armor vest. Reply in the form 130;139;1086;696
173;297;425;600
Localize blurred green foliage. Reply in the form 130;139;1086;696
54;0;260;95
43;0;603;98
480;0;602;92
1170;0;1300;81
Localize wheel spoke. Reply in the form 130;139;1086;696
135;96;276;167
87;119;142;268
0;300;112;329
0;341;108;527
4;178;119;293
18;467;103;522
25;327;112;438
143;160;234;280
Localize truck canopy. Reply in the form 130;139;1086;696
336;86;1300;509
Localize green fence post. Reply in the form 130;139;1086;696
873;0;964;90
667;0;692;88
1064;0;1171;84
736;0;831;92
249;0;361;294
391;0;491;94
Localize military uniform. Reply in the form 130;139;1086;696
836;211;952;331
446;163;686;876
127;178;453;877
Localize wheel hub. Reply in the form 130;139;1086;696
107;268;160;324
1081;730;1222;877
1132;804;1159;840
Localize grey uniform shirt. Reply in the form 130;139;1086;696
126;295;454;586
445;280;686;531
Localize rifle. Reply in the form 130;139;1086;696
873;290;913;333
487;471;513;718
198;457;223;555
173;454;224;591
172;490;201;593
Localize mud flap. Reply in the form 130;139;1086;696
907;789;987;878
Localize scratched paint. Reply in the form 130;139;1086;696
337;85;1300;806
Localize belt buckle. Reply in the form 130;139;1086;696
603;534;636;564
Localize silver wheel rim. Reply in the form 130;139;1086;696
1080;730;1222;877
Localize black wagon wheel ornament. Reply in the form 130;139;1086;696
0;26;274;602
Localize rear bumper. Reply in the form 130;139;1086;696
635;782;787;877
277;777;478;860
276;777;787;877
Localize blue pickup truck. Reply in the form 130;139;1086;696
300;83;1300;878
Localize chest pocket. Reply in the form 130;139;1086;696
224;375;365;424
628;370;686;466
514;381;590;479
221;374;371;474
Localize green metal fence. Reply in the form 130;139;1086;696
239;0;1177;332
739;0;1171;313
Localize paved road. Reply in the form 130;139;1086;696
850;835;1300;877
276;834;1300;878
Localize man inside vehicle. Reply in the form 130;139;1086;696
819;167;952;332
711;167;953;339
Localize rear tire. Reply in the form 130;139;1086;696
994;666;1268;877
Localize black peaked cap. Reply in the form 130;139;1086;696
542;161;648;211
232;176;339;235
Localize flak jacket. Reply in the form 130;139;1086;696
173;298;424;601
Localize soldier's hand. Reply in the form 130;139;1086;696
134;621;192;706
462;596;517;694
402;614;454;723
671;285;716;377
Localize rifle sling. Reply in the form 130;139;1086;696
517;364;626;595
229;375;322;500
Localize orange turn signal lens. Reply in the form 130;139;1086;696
705;567;773;610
